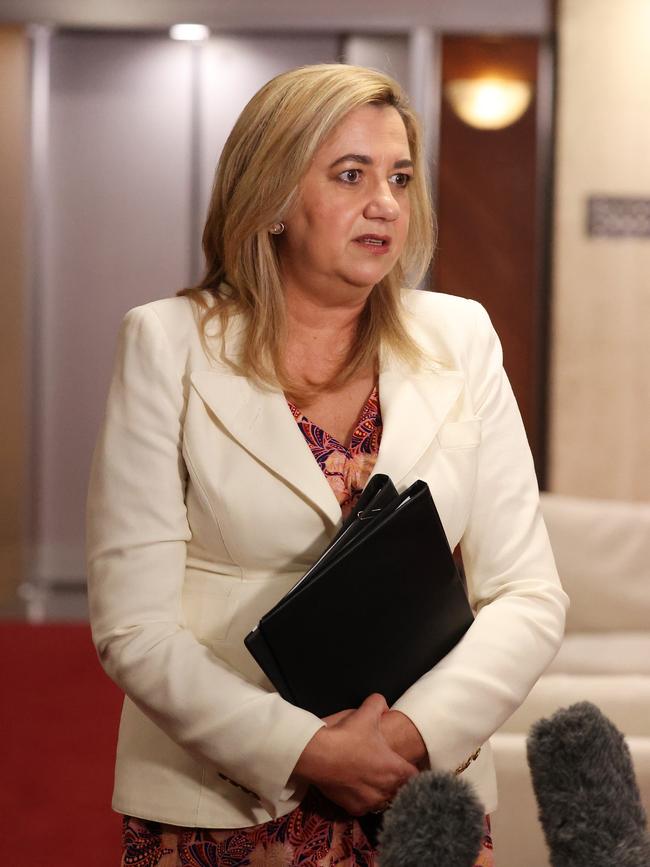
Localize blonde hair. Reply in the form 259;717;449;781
179;63;435;395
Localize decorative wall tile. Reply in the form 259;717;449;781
587;195;650;238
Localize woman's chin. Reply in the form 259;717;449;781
338;263;396;290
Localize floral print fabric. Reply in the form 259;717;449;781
120;384;495;865
287;385;382;520
121;790;375;867
121;806;493;866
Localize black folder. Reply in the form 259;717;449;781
244;476;474;718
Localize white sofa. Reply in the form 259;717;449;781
490;492;650;867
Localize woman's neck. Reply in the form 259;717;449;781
284;283;369;348
281;285;373;389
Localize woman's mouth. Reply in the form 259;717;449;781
353;235;392;254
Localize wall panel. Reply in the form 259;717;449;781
35;32;193;588
549;0;650;500
31;32;339;595
0;26;28;605
435;36;545;469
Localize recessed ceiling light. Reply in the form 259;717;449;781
169;23;210;42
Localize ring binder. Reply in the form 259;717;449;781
245;475;475;718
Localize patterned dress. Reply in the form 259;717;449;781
121;385;495;866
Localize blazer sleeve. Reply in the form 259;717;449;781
391;300;569;771
86;304;324;813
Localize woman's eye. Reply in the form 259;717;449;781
390;173;412;187
338;169;362;184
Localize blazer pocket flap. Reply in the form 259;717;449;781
437;419;482;449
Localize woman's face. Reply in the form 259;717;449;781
278;104;413;305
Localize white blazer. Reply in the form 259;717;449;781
86;288;568;828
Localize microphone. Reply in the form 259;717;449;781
378;770;485;867
527;700;650;867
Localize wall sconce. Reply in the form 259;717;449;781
169;23;210;41
444;77;533;130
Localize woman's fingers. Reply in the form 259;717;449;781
322;694;386;729
319;769;409;816
294;693;419;814
317;785;382;816
322;708;355;726
302;696;418;814
354;692;390;721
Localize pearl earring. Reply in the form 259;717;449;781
270;222;285;235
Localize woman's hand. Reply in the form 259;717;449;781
380;709;429;769
293;694;419;815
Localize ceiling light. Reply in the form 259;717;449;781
444;77;533;130
169;23;210;42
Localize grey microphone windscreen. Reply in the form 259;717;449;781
526;700;650;867
378;770;485;867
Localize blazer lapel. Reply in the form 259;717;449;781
189;369;343;527
372;363;465;486
190;301;465;524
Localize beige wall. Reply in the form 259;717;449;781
549;0;650;501
0;26;28;604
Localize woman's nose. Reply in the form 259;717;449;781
363;183;400;221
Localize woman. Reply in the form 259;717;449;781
87;64;568;865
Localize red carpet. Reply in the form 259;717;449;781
0;623;123;865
